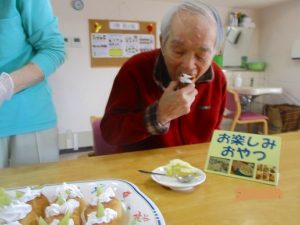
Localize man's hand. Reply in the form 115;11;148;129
157;80;198;124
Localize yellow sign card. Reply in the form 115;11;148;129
204;130;281;185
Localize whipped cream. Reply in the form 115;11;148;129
179;73;193;84
55;183;83;200
85;209;117;225
15;187;42;203
2;221;22;225
89;187;115;206
0;200;32;223
50;218;75;225
45;199;79;217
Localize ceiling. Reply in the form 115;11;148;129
146;0;292;9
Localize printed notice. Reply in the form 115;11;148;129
91;33;155;58
204;130;281;185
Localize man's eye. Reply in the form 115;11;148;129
196;53;210;62
173;50;184;56
196;55;206;62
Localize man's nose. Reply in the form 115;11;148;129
181;54;196;72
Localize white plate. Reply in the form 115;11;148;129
6;179;166;225
151;166;206;192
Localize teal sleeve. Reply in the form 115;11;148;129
17;0;65;77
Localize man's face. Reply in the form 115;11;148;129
161;11;217;83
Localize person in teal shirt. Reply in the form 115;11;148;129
0;0;65;167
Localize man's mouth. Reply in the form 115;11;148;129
179;73;194;84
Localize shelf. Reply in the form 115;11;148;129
222;66;248;71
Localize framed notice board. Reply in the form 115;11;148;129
89;19;157;67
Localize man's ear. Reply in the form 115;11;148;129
210;49;217;62
160;35;166;56
159;35;164;51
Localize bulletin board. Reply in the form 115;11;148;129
89;19;157;67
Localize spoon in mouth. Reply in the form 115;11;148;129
138;169;198;183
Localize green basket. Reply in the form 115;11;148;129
247;62;266;71
213;55;223;67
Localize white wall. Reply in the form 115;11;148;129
50;0;175;148
259;0;300;105
49;0;258;149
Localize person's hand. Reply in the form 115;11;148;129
157;80;198;124
0;72;14;106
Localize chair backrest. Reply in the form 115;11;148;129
90;116;116;156
225;89;242;118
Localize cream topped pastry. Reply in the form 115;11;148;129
52;183;86;224
0;200;32;224
49;218;74;225
179;73;193;84
15;186;49;218
165;159;199;176
178;73;196;89
45;187;84;225
83;185;123;225
0;188;37;225
89;187;115;206
85;209;117;225
55;183;83;200
15;187;42;203
45;199;79;218
3;221;22;225
39;213;74;225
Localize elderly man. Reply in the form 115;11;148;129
101;0;226;152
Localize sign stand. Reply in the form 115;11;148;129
205;130;281;185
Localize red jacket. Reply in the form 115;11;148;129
101;49;227;152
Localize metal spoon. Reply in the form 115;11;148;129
138;169;198;183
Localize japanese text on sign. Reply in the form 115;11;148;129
217;132;277;161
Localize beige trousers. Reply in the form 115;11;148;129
0;127;59;168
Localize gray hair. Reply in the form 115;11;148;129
160;0;224;51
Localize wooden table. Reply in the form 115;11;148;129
1;132;299;225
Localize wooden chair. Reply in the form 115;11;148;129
224;89;269;134
89;116;116;156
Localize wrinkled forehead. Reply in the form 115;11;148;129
171;10;216;34
168;10;217;47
